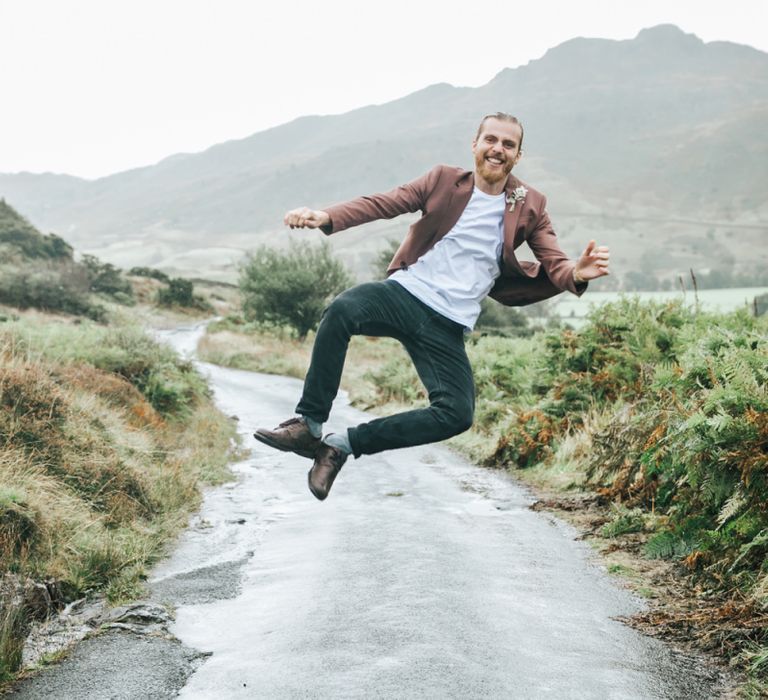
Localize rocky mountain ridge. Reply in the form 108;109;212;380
1;24;766;284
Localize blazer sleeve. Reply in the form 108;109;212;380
526;198;587;297
320;166;442;234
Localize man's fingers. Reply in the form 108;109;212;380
284;207;314;228
582;242;610;266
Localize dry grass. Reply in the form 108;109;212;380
0;316;239;681
197;325;415;411
122;277;240;329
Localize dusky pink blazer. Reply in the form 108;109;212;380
322;165;586;307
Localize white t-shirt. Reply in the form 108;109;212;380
390;186;506;330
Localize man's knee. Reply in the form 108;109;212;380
322;288;361;326
453;402;474;434
323;283;377;324
435;398;474;437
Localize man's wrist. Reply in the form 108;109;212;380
318;211;332;232
573;267;585;284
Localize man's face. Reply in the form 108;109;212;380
472;118;523;187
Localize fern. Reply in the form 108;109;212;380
730;529;768;572
706;411;733;434
717;485;747;528
644;531;697;559
601;506;646;537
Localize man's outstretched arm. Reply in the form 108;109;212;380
282;165;446;235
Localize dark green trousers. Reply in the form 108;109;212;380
296;280;475;458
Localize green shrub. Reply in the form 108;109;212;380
81;254;134;300
469;298;767;588
475;298;531;336
0;262;106;321
370;238;400;280
156;277;211;311
600;505;646;537
157;278;194;306
491;409;555;468
239;241;354;339
128;266;170;283
363;357;424;404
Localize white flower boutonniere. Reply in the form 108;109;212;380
506;185;528;212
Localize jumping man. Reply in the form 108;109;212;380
254;112;610;500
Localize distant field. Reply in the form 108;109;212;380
550;287;768;326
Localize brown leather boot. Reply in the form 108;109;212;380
307;444;348;501
253;417;321;459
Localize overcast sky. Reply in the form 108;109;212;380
2;0;766;179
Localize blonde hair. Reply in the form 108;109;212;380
475;113;524;149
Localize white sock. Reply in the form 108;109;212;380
301;416;323;439
323;431;352;455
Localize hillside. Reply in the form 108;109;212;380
0;200;109;319
0;199;73;261
1;24;766;285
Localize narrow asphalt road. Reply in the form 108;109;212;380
11;323;728;699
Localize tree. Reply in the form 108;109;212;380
475;297;531;336
155;277;211;311
129;266;170;283
239;241;354;338
370;238;401;280
81;254;134;300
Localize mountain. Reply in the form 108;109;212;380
2;24;767;285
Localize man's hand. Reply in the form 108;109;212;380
574;240;610;283
284;207;331;230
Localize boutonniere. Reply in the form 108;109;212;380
506;185;528;212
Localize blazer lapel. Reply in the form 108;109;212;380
501;174;526;275
435;170;474;239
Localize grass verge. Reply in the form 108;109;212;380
0;314;238;685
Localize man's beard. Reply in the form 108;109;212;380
477;156;510;184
